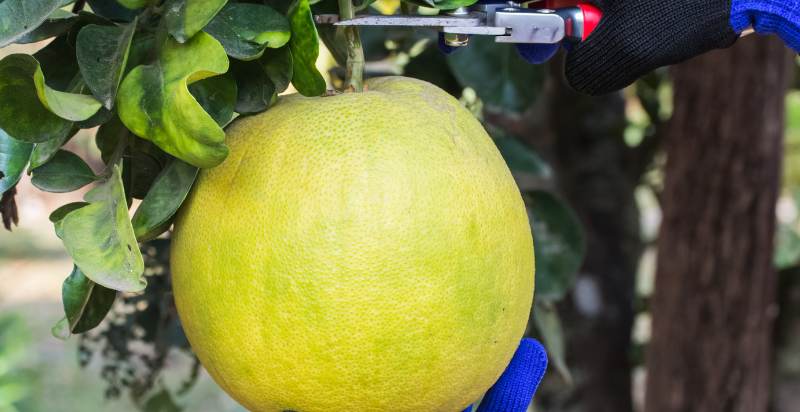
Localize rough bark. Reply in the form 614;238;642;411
645;36;793;412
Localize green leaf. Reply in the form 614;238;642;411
0;130;33;194
16;9;78;44
60;265;116;335
532;301;572;384
164;0;228;43
86;0;141;22
117;32;230;168
132;159;198;242
57;165;146;292
264;46;294;94
77;20;137;109
29;127;79;170
230;59;275;114
205;2;291;61
188;74;237;127
493;134;553;177
0;0;63;47
118;0;150;8
447;36;544;112
525;190;585;302
0;55;72;143
31;150;98;193
49;202;89;223
288;0;326;96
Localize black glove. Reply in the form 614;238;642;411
565;0;739;95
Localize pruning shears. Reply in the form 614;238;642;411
314;0;603;48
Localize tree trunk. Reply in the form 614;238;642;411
645;36;793;412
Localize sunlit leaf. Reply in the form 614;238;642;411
77;20;137;109
16;9;78;44
0;130;33;195
31;150;98;193
164;0;228;43
288;0;326;96
132;159;198;242
58;265;117;337
525;190;585;302
447;36;544;112
205;2;290;61
56;165;146;292
0;0;63;47
117;32;230;168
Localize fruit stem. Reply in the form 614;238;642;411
338;0;365;92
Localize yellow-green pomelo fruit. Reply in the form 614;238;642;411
171;76;535;412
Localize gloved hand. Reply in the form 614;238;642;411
462;338;548;412
521;0;800;95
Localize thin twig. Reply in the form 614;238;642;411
338;0;364;92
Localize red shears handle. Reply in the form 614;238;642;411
545;0;602;41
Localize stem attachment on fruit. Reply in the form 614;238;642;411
338;0;365;92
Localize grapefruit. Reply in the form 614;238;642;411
171;76;535;412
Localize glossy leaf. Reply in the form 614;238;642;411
117;32;230;168
56;165;146;292
532;301;572;384
31;150;98;193
0;0;63;47
60;266;117;336
77;20;137;109
29;127;79;170
123;137;170;200
16;9;78;44
0;130;33;195
49;202;89;223
188;74;237;127
447;36;544;112
288;0;326;96
205;2;290;61
132;159;198;242
164;0;228;43
525;190;586;302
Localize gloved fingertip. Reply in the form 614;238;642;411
477;338;548;412
515;43;560;64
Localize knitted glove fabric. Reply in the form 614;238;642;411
730;0;800;51
565;0;738;95
467;338;548;412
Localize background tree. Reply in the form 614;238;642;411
646;36;794;411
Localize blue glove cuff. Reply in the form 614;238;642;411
730;0;800;51
475;338;548;412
